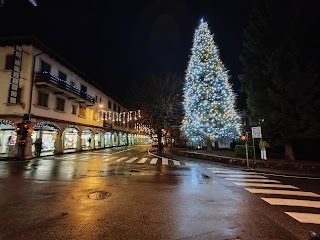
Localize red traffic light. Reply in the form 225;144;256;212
24;123;30;128
240;133;247;141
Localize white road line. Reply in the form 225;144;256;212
126;157;138;163
150;158;158;164
234;183;299;189
162;158;169;165
185;163;192;166
218;174;267;179
137;158;148;164
245;188;320;197
172;160;181;165
225;178;280;183
116;157;128;162
208;168;229;171
285;212;320;224
262;198;320;209
211;170;259;175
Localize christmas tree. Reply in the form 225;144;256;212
181;19;241;147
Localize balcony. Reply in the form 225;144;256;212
35;72;96;105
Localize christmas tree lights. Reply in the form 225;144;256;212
181;19;241;146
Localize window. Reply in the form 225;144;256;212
16;88;22;103
37;91;49;107
108;100;112;109
71;105;77;115
80;84;87;98
80;84;87;93
40;60;51;73
79;106;86;117
113;103;117;111
5;55;14;70
99;97;102;103
118;106;121;113
56;98;65;111
58;71;67;81
70;81;75;86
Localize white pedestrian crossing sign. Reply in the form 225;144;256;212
251;126;262;138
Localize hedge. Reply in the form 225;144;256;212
234;145;254;158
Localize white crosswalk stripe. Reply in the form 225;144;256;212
234;183;299;189
150;158;158;164
262;198;320;209
162;158;169;165
58;155;191;166
217;174;267;179
172;160;181;165
137;158;148;164
116;157;128;162
245;188;320;197
126;157;138;163
210;167;320;225
285;212;320;224
225;178;280;183
213;171;259;175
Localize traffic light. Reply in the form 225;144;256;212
21;122;30;138
240;132;247;141
16;123;23;135
16;122;30;139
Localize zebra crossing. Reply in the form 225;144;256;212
208;167;320;225
50;154;192;166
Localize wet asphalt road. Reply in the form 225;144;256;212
0;145;319;240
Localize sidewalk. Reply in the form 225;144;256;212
164;147;320;177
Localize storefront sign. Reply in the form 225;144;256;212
0;119;15;127
33;121;61;130
251;126;262;138
8;45;23;104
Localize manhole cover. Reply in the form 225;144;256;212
88;191;111;200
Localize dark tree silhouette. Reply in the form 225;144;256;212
129;73;183;153
240;0;320;161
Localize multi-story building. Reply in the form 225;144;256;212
0;37;147;159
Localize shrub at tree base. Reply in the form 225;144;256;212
234;145;254;158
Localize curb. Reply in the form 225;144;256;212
170;149;320;176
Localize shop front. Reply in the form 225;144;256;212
122;133;128;146
32;122;60;156
62;126;79;152
128;134;132;145
112;132;118;147
104;132;112;147
0;120;17;156
81;128;94;150
95;130;104;149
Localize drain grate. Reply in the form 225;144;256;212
88;191;111;200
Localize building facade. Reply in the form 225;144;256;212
0;37;147;159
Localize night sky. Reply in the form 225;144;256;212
1;0;261;108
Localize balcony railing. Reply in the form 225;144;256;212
35;72;96;104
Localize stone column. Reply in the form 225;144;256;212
76;134;81;152
23;133;33;159
54;131;63;155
